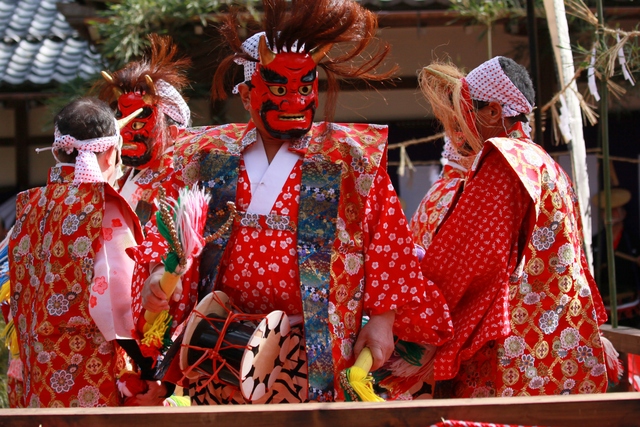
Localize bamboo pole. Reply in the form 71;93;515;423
596;0;618;327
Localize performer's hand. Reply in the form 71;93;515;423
142;268;170;312
130;380;168;406
354;310;395;371
142;268;183;313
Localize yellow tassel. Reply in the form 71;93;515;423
141;310;172;348
2;319;19;359
347;348;385;402
0;279;10;303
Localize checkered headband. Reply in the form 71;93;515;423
465;57;533;118
53;118;121;185
156;79;190;128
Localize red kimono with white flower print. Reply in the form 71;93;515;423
9;166;142;407
423;128;608;398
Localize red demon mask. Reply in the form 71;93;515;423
247;37;330;140
116;92;163;168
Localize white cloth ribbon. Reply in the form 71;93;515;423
588;45;601;102
465;57;533;117
616;33;635;86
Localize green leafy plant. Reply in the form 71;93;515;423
93;0;257;67
449;0;543;58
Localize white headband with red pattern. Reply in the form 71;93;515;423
465;57;533;118
156;79;190;128
52;119;121;185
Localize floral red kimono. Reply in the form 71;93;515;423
129;121;453;403
423;124;608;398
9;166;143;407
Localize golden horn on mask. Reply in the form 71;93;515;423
144;75;157;96
310;44;333;64
117;108;144;129
258;35;276;66
101;71;123;98
143;75;157;105
421;66;460;85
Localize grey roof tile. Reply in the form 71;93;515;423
0;0;102;85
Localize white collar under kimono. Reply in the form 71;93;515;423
242;134;301;215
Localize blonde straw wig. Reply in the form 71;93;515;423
419;62;483;156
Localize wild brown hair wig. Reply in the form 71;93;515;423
95;34;191;108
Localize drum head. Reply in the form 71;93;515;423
240;310;292;402
180;291;231;379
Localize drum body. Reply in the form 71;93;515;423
180;291;293;401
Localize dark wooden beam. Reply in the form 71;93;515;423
321;76;419;92
0;136;50;148
376;10;465;28
0;393;638;427
0;93;57;101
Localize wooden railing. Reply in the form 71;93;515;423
1;326;638;427
0;393;638;427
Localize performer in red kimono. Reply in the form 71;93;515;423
96;34;191;227
418;57;609;398
133;0;453;404
8;98;163;407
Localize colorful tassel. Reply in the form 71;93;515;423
2;319;19;359
340;347;385;402
601;334;624;385
140;186;211;345
164;395;191;406
375;342;437;399
0;279;10;303
7;357;23;381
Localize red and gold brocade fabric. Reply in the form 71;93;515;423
9;166;141;407
423;126;608;398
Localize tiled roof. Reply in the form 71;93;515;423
0;0;102;85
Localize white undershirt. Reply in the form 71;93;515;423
243;135;301;215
